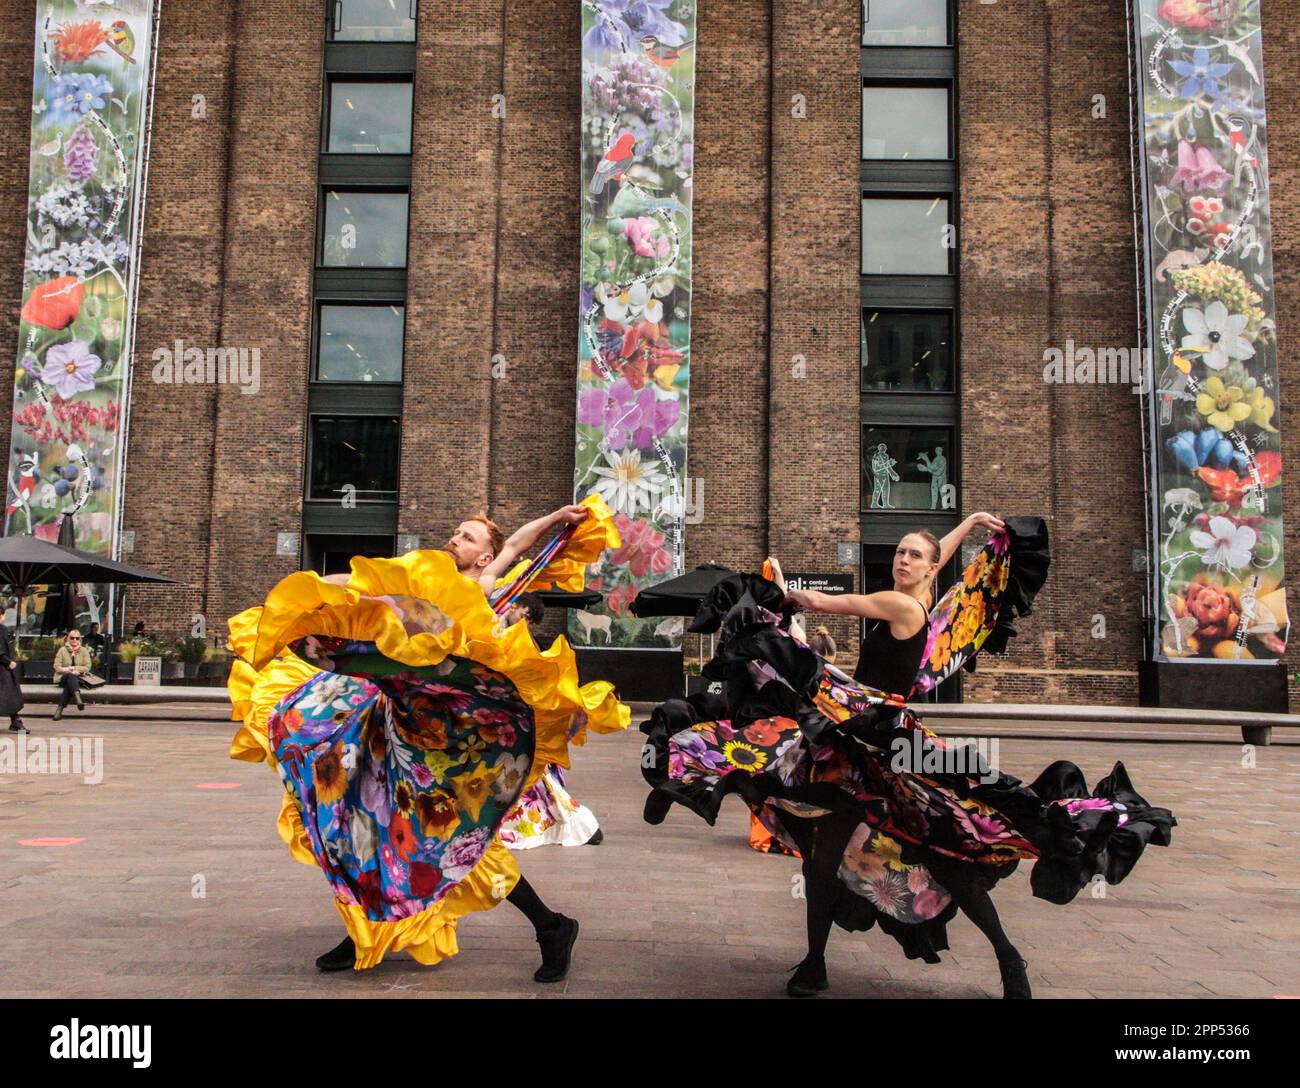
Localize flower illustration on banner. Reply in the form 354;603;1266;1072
590;447;667;516
1170;46;1234;101
1170;140;1230;194
46;72;113;120
20;276;83;329
625;216;670;260
603;279;663;324
610;513;673;577
41;341;102;400
49;19;110;64
63;126;99;184
1180;300;1254;370
1194;375;1252;432
1157;0;1220;29
616;320;684;391
583;0;688;55
607;582;640;618
1190;515;1256;571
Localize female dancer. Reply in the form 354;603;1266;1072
228;495;630;980
640;513;1175;999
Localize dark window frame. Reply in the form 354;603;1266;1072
325;0;418;44
317;185;412;270
305;413;403;505
861;0;954;49
861;80;954;162
312;299;407;385
322;74;415;156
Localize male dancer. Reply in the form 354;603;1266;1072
316;502;589;980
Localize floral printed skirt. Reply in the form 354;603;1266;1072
500;765;601;850
641;543;1176;964
227;547;629;969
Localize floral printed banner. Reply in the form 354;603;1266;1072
4;1;158;603
571;0;696;650
1133;0;1288;662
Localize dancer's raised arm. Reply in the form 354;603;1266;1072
477;504;588;591
937;511;1005;569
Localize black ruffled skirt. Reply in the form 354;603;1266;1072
640;520;1176;963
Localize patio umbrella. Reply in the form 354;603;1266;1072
0;536;180;628
535;589;602;610
44;515;80;635
629;564;736;618
630;563;738;666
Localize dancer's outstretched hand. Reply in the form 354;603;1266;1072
968;512;1005;534
556;504;589;525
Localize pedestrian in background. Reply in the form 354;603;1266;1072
0;618;26;734
809;625;837;664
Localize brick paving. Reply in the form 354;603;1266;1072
0;704;1297;999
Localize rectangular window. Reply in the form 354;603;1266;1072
862;84;951;160
329;0;416;42
320;190;409;268
317;304;405;382
861;0;950;47
326;80;413;154
862;309;952;391
862;424;955;512
309;416;400;501
861;196;951;276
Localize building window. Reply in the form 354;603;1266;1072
329;0;417;42
862;84;951;160
326;80;413;153
316;303;405;382
861;425;955;513
861;0;950;46
320;189;409;268
861;196;951;276
308;416;401;501
862;309;952;391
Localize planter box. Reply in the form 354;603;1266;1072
22;661;54;683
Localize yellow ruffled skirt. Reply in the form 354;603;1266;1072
227;498;628;969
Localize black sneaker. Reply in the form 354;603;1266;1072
7;720;28;734
315;935;356;972
786;955;829;997
999;956;1032;999
75;692;84;711
533;914;578;983
584;828;604;846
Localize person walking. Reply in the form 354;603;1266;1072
808;625;837;663
0;619;26;734
52;630;92;721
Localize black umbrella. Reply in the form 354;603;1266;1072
535;589;602;610
629;564;736;618
45;515;80;635
0;535;180;630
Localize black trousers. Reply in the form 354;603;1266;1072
56;673;81;710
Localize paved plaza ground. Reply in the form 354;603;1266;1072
1;703;1297;999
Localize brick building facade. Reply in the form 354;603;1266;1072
1;0;1298;707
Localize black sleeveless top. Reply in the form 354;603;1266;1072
853;607;930;697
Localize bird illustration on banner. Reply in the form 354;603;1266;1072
107;21;137;64
640;35;694;68
589;131;636;195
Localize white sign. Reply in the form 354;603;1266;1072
133;656;161;686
